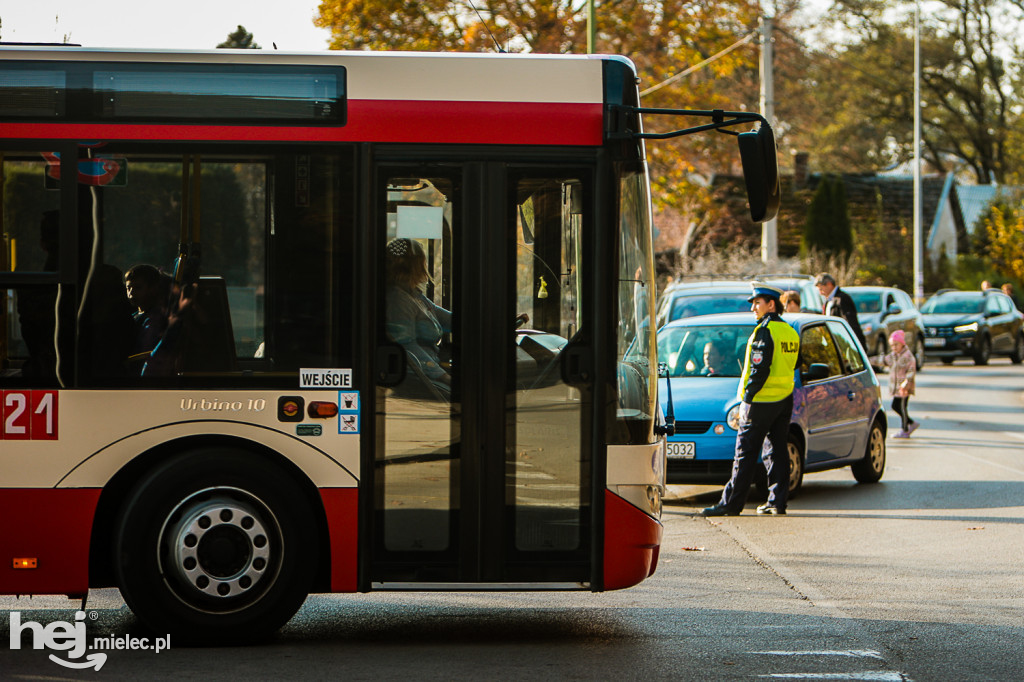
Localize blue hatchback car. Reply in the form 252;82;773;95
656;312;886;495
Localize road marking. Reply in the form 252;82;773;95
957;449;1024;476
751;651;885;660
759;674;907;680
1004;431;1024;442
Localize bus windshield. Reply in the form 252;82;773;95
611;168;657;443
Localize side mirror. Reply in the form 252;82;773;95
885;305;902;317
801;363;829;383
738;123;780;223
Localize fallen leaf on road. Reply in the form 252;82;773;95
681;546;706;552
967;526;984;531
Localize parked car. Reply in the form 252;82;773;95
755;273;825;314
656;312;886;496
920;290;1024;365
845;285;926;369
655;275;822;329
655;280;753;328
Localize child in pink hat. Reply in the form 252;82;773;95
882;330;918;437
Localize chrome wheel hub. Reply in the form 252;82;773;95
160;487;281;608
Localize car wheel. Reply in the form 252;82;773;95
1010;333;1024;365
786;432;804;498
754;431;804;500
973;334;991;365
852;419;886;483
940;357;955;365
113;449;318;644
912;335;926;370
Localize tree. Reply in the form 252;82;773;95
806;0;1024;182
982;196;1024;282
314;0;772;259
218;25;260;49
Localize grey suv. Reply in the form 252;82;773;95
846;286;926;369
920;290;1024;365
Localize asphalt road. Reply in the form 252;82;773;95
3;359;1023;680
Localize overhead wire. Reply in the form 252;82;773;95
640;32;757;98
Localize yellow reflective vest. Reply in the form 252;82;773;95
739;313;800;403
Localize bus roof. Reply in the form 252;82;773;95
1;48;637;145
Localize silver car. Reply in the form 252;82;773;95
845;285;926;369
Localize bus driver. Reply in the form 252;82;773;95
385;238;453;395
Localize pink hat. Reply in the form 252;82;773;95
889;330;905;345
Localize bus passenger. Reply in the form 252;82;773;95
124;264;170;368
385;238;452;394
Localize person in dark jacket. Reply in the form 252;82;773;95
702;284;801;517
815;272;867;349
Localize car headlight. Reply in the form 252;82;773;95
862;322;875;335
954;322;979;333
727;404;742;430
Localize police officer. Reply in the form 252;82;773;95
702;284;800;516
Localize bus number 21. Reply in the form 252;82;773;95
1;390;59;440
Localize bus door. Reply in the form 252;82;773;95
371;163;593;586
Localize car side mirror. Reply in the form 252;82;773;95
801;363;829;382
884;305;902;317
738;124;780;223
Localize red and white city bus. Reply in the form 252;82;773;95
0;46;777;642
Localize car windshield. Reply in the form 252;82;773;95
848;291;881;313
669;293;751;321
921;296;984;314
656;324;755;378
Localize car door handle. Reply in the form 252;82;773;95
847;391;856;400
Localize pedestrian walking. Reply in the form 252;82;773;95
815;272;867;350
702;284;801;517
882;329;919;438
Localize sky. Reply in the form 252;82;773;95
0;1;333;51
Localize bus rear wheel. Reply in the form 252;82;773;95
113;449;317;644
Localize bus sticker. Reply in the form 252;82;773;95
339;414;359;433
299;368;352;388
1;390;58;441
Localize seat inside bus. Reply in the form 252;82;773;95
180;276;237;374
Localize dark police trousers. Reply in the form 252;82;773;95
718;394;794;512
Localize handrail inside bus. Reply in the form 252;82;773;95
609;107;767;140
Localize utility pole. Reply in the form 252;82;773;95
913;0;923;303
587;0;596;53
759;3;777;265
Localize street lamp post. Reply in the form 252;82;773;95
913;0;923;303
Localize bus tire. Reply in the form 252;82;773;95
113;448;317;644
